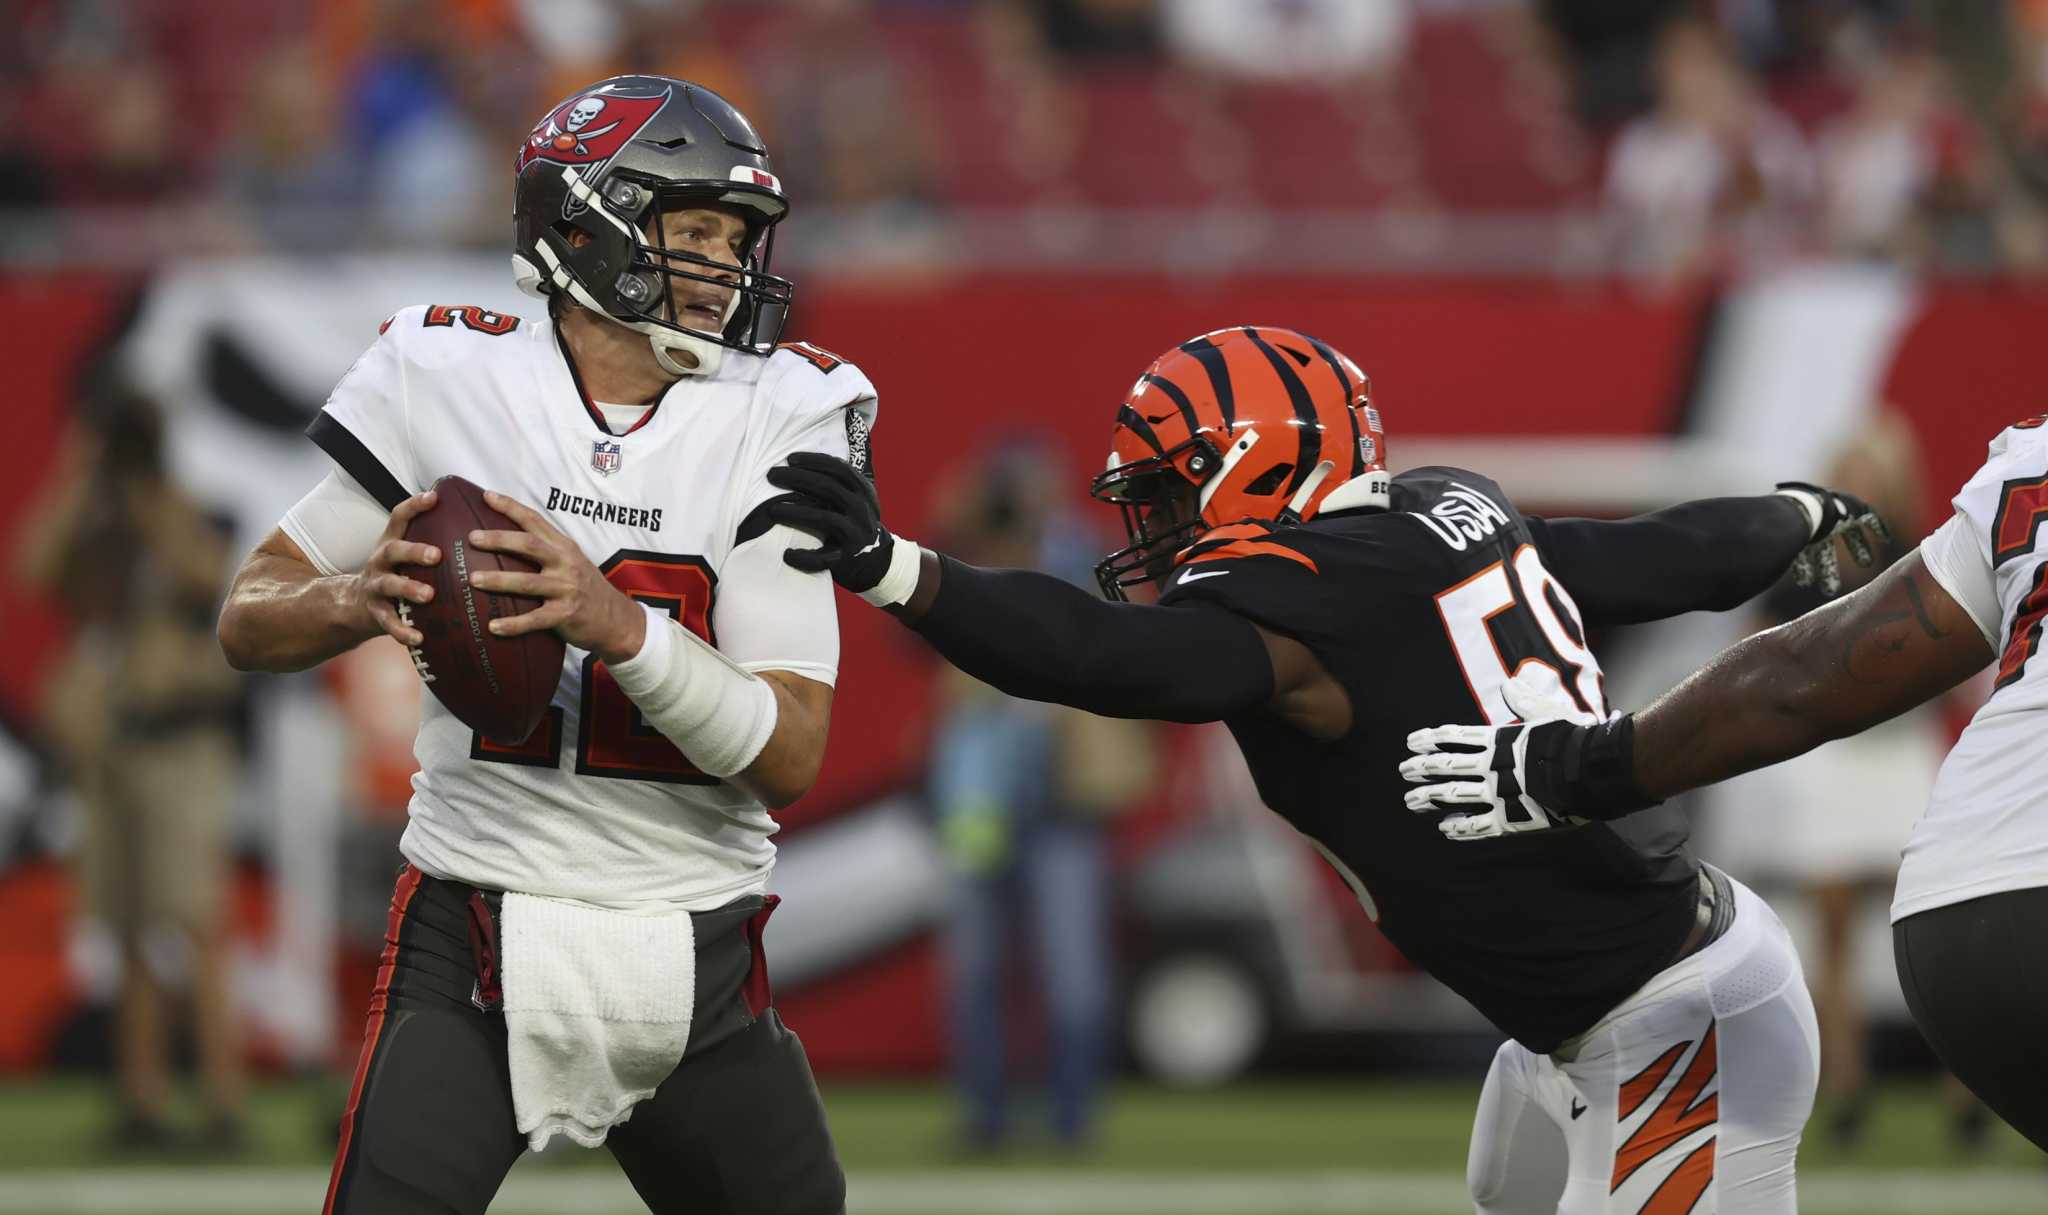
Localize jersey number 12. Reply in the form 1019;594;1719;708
471;550;721;784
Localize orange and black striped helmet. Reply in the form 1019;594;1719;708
1091;326;1389;600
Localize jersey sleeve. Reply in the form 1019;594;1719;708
277;468;392;575
1156;523;1334;643
732;346;879;551
1524;495;1812;627
304;309;427;512
1931;420;2048;646
707;347;879;684
710;522;840;684
1919;513;1999;647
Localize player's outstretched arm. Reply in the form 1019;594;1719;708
765;453;1333;730
1401;551;1991;836
1528;483;1888;626
218;491;442;672
1623;549;1989;798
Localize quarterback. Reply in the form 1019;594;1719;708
766;326;1886;1214
217;77;864;1214
1403;414;2048;1152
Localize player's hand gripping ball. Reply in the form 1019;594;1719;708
395;475;566;744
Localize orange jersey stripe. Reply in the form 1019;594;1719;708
322;865;425;1215
1184;539;1319;573
1617;1040;1689;1122
1639;1137;1716;1214
1613;1024;1719;1192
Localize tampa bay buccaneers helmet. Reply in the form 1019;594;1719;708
513;75;793;377
1092;326;1390;600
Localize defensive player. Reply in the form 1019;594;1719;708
1402;415;2048;1152
217;77;867;1214
764;325;1885;1214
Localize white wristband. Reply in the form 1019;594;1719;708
859;536;925;608
606;605;779;779
1775;488;1826;540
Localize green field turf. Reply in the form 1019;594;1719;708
0;1076;2037;1213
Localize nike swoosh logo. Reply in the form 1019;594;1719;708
1570;1100;1586;1120
1179;569;1231;584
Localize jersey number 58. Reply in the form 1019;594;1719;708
1435;543;1606;725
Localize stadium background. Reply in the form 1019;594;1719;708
3;0;2048;1211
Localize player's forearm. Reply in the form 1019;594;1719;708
727;673;830;810
1533;495;1810;626
1627;557;1988;799
900;554;1273;722
1624;622;1849;799
217;555;377;672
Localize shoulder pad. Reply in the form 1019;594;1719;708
763;342;879;421
1989;415;2048;462
380;303;530;373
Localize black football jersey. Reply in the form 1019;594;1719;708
1158;467;1700;1052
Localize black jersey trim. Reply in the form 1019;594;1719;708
1241;327;1322;496
554;326;660;438
1302;333;1367;478
734;497;783;549
307;411;408;512
1178;334;1236;427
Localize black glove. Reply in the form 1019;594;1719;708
765;452;902;598
1776;481;1891;597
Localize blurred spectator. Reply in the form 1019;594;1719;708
746;0;940;214
1537;0;1691;126
1037;0;1163;61
10;378;246;1155
1163;0;1411;82
214;48;365;251
344;2;503;245
929;443;1153;1153
1605;15;1815;283
55;62;181;207
1817;38;1940;260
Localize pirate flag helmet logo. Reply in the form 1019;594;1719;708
519;90;670;174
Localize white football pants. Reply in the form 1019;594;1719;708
1466;874;1819;1215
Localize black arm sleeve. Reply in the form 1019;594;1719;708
906;555;1276;722
1526;495;1811;627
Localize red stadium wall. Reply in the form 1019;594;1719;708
2;271;2046;1074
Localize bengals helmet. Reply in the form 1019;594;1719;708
1092;326;1390;600
513;75;793;378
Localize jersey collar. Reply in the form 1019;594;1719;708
553;325;661;438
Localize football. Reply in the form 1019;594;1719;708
397;475;565;744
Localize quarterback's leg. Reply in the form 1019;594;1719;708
1895;886;2048;1149
607;896;846;1215
323;868;525;1215
1467;1039;1570;1215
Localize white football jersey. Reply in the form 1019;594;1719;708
282;304;877;907
1898;417;2048;921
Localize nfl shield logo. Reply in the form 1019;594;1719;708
591;440;622;476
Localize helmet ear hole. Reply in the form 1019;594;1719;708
1244;463;1294;497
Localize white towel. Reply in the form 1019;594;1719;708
500;892;696;1151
